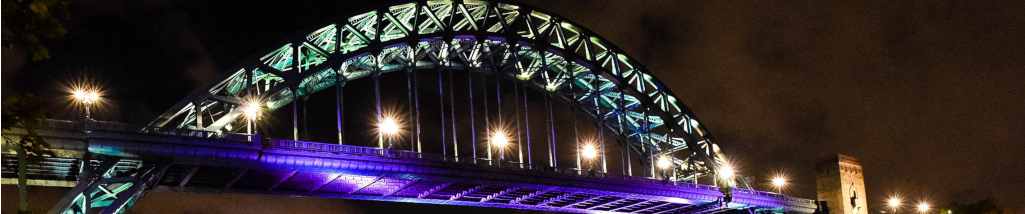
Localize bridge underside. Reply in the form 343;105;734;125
2;125;813;214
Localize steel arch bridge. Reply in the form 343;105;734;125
0;1;819;214
152;0;735;187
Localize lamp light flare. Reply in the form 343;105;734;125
492;131;509;148
657;156;673;169
719;164;735;179
72;90;100;104
889;198;902;208
917;203;930;212
772;176;786;188
380;118;400;135
581;144;598;159
243;101;261;119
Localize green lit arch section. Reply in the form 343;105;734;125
151;0;744;187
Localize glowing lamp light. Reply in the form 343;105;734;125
380;118;399;135
772;176;787;188
719;164;735;179
581;144;598;159
243;101;261;119
492;131;509;148
889;198;902;208
73;90;100;104
657;156;673;169
917;203;930;212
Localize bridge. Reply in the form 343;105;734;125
1;1;817;214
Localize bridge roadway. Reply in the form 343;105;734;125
1;120;816;214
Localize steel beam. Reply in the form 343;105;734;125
385;179;420;196
224;168;249;189
178;165;200;186
48;158;169;214
311;174;342;192
450;185;486;201
268;171;297;190
482;187;519;202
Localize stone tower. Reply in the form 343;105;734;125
816;154;868;214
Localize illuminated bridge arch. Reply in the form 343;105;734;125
151;0;743;187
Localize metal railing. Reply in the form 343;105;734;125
784;196;818;206
18;119;256;143
267;139;721;191
732;188;784;198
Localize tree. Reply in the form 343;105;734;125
942;199;1020;214
2;0;70;61
2;94;56;214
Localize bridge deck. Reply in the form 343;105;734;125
1;122;816;214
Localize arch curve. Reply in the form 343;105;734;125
150;0;742;187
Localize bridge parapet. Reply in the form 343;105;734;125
25;119;256;143
728;188;818;214
267;139;721;191
3;122;816;214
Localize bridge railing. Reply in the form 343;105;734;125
267;139;721;191
21;119;256;143
731;188;783;198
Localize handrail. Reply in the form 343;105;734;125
11;119;256;143
268;139;723;191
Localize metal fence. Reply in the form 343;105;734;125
268;139;721;190
24;119;256;143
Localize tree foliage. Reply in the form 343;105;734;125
2;94;55;164
2;0;70;61
943;199;1020;214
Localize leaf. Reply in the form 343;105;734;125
2;0;70;61
1;94;53;164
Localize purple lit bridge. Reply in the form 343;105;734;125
1;1;818;214
3;121;814;214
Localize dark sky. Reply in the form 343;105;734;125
3;0;1023;213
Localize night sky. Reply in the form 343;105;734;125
2;0;1023;213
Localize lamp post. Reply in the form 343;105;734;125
73;90;100;119
657;156;673;181
380;117;399;149
492;130;509;166
717;164;735;187
888;197;902;214
581;144;598;175
243;101;261;135
772;176;787;195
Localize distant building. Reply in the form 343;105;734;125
816;154;868;214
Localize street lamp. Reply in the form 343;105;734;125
581;144;597;174
492;130;509;162
717;164;735;186
379;117;400;148
917;202;930;213
242;101;261;135
888;197;902;214
73;90;100;119
657;156;673;180
772;176;787;194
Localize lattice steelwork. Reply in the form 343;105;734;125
149;1;738;186
48;158;169;214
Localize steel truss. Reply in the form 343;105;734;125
149;0;742;187
48;157;170;214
